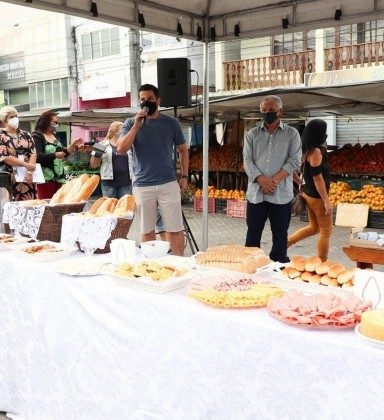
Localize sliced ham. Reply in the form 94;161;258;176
267;290;372;328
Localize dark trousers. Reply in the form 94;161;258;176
245;200;292;263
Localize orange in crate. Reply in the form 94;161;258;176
194;197;216;213
226;199;247;218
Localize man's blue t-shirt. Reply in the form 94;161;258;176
120;113;185;187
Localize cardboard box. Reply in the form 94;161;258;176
335;203;384;250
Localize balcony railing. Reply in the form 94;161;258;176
223;50;316;91
324;41;384;70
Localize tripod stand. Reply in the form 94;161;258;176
182;210;199;254
172;106;199;255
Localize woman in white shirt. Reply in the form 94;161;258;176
90;121;132;199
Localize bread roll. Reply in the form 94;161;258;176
304;256;322;272
315;261;333;275
89;197;107;214
243;253;270;272
206;245;263;256
320;274;331;286
328;263;346;279
309;274;322;284
195;248;270;273
50;187;66;204
96;198;118;215
71;175;100;203
328;278;339;288
342;280;354;289
113;194;136;216
281;267;291;277
290;257;306;271
63;174;89;203
288;269;301;279
337;269;354;285
300;271;314;281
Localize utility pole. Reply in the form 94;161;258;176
128;29;141;107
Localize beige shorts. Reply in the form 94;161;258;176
133;181;184;234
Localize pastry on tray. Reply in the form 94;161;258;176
116;261;187;281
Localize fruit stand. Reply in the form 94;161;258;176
189;144;247;191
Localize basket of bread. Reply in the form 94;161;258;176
60;194;135;254
3;174;100;242
36;174;100;242
84;195;135;254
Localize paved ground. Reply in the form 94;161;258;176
127;205;384;271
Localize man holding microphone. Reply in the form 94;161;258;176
117;84;189;256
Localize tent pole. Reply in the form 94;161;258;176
202;38;209;250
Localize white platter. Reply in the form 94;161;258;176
13;241;77;262
56;256;109;276
355;324;384;350
268;273;353;298
0;234;32;251
103;264;197;294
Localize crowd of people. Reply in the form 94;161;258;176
0;88;332;260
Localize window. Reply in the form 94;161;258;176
325;20;384;48
29;78;70;110
273;32;307;55
81;33;92;60
141;32;177;50
81;27;120;60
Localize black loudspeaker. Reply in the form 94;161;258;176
157;58;191;107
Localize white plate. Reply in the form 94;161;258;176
13;241;77;262
0;234;32;251
56;256;109;276
355;324;384;350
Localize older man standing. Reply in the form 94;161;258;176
243;95;301;263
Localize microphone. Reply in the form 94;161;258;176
141;107;149;126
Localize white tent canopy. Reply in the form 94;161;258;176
4;0;384;41
7;0;384;249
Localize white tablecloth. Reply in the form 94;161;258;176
0;252;383;420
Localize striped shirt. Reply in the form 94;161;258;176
243;121;302;205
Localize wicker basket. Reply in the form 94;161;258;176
29;202;86;242
91;217;133;254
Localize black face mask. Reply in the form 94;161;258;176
262;111;279;125
141;100;157;116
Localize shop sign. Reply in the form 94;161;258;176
305;66;384;87
81;71;126;100
0;53;26;89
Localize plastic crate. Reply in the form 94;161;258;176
215;198;228;214
194;197;215;213
367;211;384;229
226;199;247;218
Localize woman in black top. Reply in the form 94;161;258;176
288;119;333;261
33;111;82;199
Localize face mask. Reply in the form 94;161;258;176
51;123;59;130
141;100;158;116
8;116;19;129
262;111;279;125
